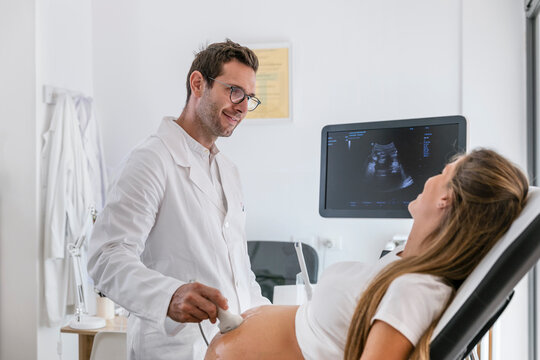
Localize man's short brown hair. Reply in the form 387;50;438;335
185;39;259;103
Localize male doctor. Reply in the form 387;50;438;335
88;40;270;360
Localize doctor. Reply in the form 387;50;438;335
88;40;270;360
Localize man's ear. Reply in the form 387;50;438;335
189;71;205;98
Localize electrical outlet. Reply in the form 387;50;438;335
291;236;317;249
318;236;343;250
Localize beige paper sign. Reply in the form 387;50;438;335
247;47;290;120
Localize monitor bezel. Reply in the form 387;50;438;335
319;115;467;218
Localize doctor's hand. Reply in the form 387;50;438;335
167;282;229;324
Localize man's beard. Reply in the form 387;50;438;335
196;97;237;138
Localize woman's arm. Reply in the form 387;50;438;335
360;320;413;360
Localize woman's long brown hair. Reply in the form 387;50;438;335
344;149;529;360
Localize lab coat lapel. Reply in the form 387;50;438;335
186;156;226;214
155;117;226;214
215;155;235;216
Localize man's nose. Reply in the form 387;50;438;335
233;98;249;114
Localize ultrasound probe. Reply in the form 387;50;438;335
217;307;244;333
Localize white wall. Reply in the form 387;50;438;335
92;0;529;358
93;0;462;266
536;14;540;185
0;0;525;359
0;1;39;359
36;0;94;359
462;1;528;358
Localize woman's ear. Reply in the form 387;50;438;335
189;71;205;98
437;191;453;209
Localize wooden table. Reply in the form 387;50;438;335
61;316;127;360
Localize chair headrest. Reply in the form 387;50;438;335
433;186;540;337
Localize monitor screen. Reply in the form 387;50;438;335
319;116;466;218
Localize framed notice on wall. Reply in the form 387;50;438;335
246;43;291;122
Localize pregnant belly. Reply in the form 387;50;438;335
204;305;303;360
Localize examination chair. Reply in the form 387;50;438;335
430;186;540;360
247;241;318;302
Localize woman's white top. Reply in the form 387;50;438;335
295;248;453;359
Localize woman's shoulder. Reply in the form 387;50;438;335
388;273;453;300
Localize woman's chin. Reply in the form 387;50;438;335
408;201;415;216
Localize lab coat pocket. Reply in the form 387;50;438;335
138;323;198;360
230;199;247;241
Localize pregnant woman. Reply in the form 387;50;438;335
205;149;529;360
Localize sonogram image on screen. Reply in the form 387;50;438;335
325;124;459;213
364;142;413;192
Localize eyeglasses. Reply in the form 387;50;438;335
208;77;261;111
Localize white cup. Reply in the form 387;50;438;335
96;296;115;320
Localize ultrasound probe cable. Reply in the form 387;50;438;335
198;322;209;346
189;281;243;346
188;280;210;346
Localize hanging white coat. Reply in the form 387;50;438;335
41;94;94;325
76;96;108;211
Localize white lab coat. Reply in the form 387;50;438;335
76;96;108;211
88;117;269;360
41;94;94;325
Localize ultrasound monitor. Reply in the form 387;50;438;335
319;116;466;218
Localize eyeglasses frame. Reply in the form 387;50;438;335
207;76;261;111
